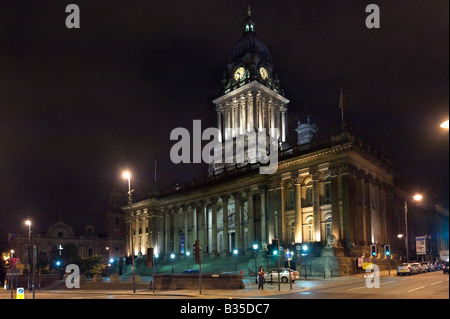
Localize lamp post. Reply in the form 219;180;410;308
186;251;190;270
404;193;423;263
253;244;259;284
286;249;292;290
25;220;31;293
440;120;449;129
233;249;239;273
302;245;308;279
171;253;175;273
123;171;136;293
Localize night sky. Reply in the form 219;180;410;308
0;1;448;238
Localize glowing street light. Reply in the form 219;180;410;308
122;170;136;293
440;120;449;129
404;193;424;262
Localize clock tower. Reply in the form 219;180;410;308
210;7;290;175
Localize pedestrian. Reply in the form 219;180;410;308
258;266;264;290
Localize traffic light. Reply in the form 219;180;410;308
384;245;391;259
371;245;377;257
193;240;201;264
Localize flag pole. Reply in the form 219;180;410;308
339;88;344;130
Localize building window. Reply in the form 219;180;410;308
114;217;120;227
307;220;313;242
324;181;331;204
305;185;313;207
326;216;332;239
88;247;93;257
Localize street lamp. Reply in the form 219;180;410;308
440;120;449;129
252;244;259;284
171;253;175;273
233;249;239;273
122;170;136;293
404;193;423;263
25;220;32;293
186;251;190;270
302;245;308;279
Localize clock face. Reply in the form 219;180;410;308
260;67;268;80
234;67;245;81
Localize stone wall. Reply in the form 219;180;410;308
150;274;244;290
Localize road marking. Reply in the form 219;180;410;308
430;281;443;286
348;286;366;291
408;286;425;293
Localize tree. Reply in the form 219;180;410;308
80;256;104;276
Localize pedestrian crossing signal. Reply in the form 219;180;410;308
384;245;391;258
371;245;377;257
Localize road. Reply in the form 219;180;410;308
274;271;449;299
0;271;447;299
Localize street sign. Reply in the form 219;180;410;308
363;262;373;270
16;287;25;299
416;236;426;255
8;258;19;269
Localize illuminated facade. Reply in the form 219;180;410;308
123;10;449;275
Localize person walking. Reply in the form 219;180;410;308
258;266;265;290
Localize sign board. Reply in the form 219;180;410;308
440;250;449;262
363;262;373;270
416;236;426;255
8;258;19;269
16;287;25;299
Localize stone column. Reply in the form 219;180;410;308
310;167;321;242
173;207;180;254
216;108;222;143
329;164;340;242
246;189;255;248
142;209;148;255
222;195;230;256
293;174;303;243
210;197;218;256
340;163;353;243
259;186;267;244
233;192;241;252
182;205;188;254
281;107;287;143
158;208;165;256
198;200;207;258
165;209;171;255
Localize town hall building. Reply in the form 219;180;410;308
122;9;449;276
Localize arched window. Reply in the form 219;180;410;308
307;219;313;242
324;181;331;204
326;216;332;239
88;247;93;257
305;184;313;207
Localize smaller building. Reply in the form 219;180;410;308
7;191;127;273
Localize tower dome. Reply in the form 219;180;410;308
220;7;282;95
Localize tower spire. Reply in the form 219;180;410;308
248;5;251;17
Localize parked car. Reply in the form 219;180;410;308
420;262;432;272
397;263;416;275
411;263;423;274
443;262;449;274
264;268;300;283
430;261;440;271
